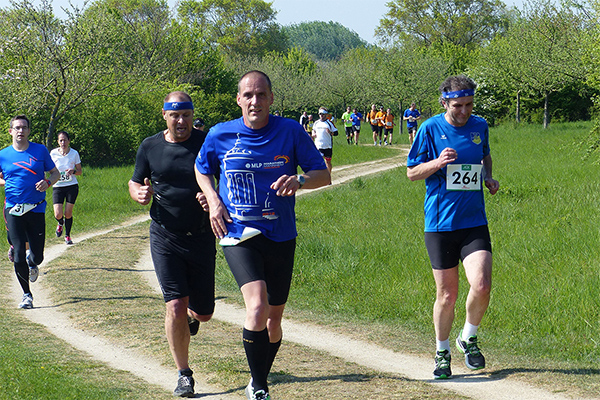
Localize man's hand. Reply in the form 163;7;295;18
271;174;301;197
485;178;500;195
196;192;209;212
35;179;51;192
436;147;457;170
207;198;232;239
134;178;154;205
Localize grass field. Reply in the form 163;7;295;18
2;120;600;398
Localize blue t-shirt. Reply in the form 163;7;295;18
404;108;421;128
350;112;362;127
0;142;56;213
196;115;327;242
407;113;491;232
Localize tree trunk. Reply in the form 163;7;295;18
516;90;521;123
543;92;549;129
399;100;404;136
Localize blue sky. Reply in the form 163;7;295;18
2;0;524;44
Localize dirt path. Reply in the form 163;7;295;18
8;152;594;400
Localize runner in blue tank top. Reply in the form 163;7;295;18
407;75;499;380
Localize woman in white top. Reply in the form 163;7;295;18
50;131;82;245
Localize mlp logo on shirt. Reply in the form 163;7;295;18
470;132;482;145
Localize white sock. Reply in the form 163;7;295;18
436;339;451;352
462;322;479;340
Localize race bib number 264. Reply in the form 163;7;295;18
446;164;482;191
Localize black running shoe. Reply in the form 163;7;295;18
456;330;486;370
188;316;199;336
433;349;452;379
173;374;194;397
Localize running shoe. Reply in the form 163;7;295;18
456;330;486;370
55;224;63;237
188;315;200;336
27;252;38;283
65;236;73;245
7;245;14;262
18;293;33;309
173;374;194;397
245;382;271;400
433;349;452;379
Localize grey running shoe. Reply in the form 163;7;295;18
433;349;452;379
27;253;38;283
456;330;486;370
173;374;194;397
18;293;33;309
8;245;14;262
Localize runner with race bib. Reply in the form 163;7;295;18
50;131;82;245
406;75;499;380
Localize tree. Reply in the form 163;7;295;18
0;0;178;148
231;47;319;117
475;0;589;127
376;0;509;49
177;0;287;57
282;21;367;61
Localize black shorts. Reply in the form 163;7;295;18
384;128;393;134
424;225;492;270
352;125;361;133
6;211;45;265
149;221;216;315
318;148;333;160
222;235;296;306
370;124;379;133
345;126;353;136
407;126;417;134
52;184;79;205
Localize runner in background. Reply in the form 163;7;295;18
342;106;354;144
350;108;363;145
375;106;386;146
383;108;395;145
404;103;421;146
366;104;379;146
50;131;82;245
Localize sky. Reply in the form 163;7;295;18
3;0;523;45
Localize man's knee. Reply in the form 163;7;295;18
166;298;189;320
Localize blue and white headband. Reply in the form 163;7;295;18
164;101;194;111
441;89;475;99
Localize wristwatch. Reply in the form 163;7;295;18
296;174;305;188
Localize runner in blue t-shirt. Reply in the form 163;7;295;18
403;103;421;146
350;108;363;145
196;71;330;400
406;75;499;380
0;115;59;309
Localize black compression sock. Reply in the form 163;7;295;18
243;328;269;392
